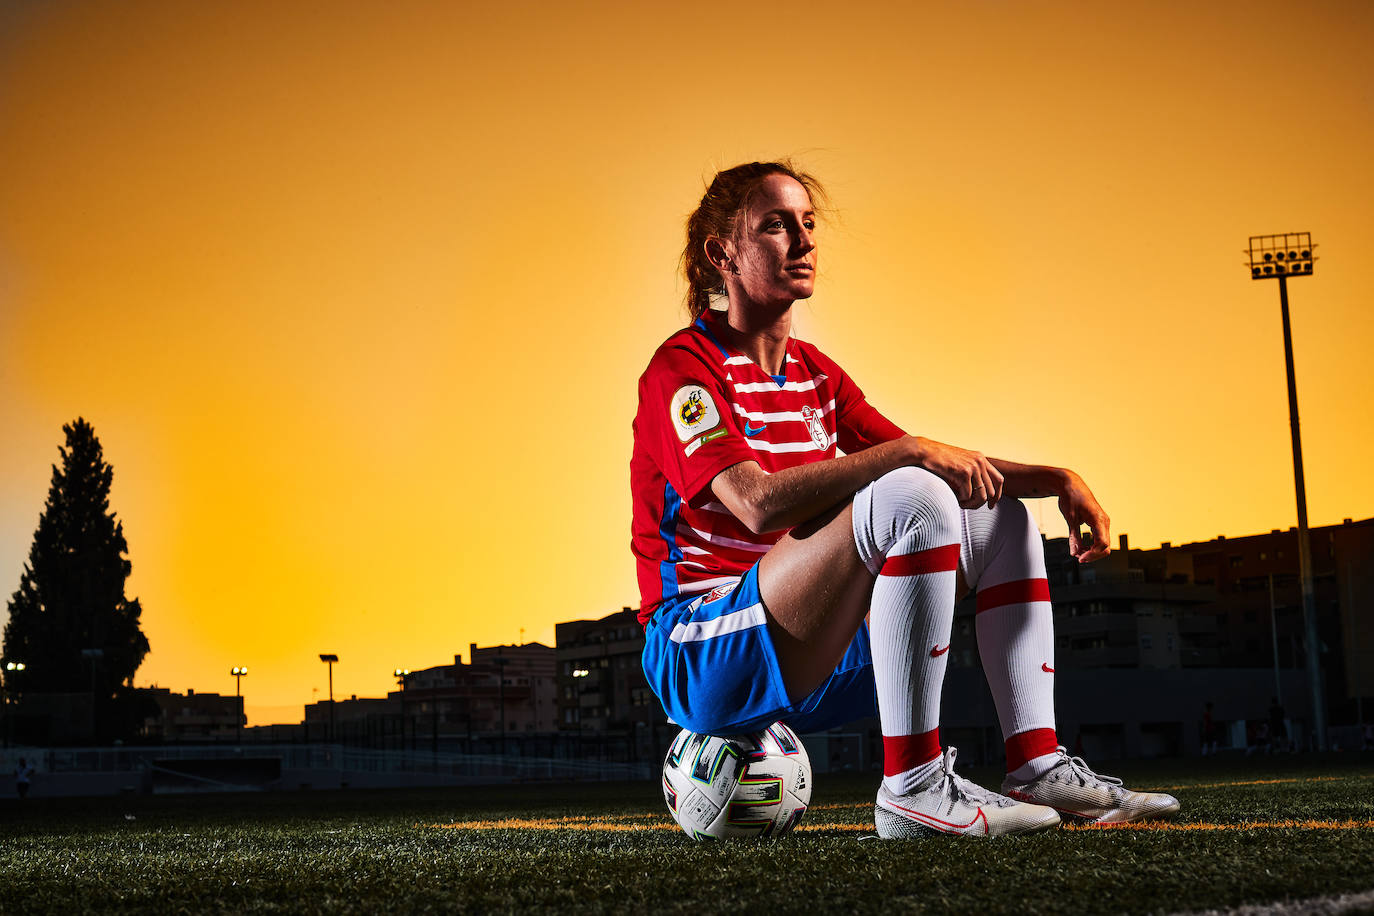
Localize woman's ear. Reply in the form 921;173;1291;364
704;237;737;275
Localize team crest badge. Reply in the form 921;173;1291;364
671;385;721;443
703;582;739;603
800;405;830;451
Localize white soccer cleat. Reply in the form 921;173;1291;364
874;747;1062;838
1001;747;1181;825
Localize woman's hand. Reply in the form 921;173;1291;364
1058;471;1111;563
913;437;1004;509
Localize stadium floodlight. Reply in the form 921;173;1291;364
1244;231;1325;750
1246;233;1316;279
230;666;248;743
319;654;339;743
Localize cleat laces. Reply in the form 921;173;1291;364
1051;747;1123;793
930;747;1014;811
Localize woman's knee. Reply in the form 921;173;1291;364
868;466;961;534
987;498;1041;555
964;498;1046;587
853;467;961;573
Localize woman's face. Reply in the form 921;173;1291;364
726;173;817;307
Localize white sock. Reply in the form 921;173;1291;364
960;500;1059;774
853;467;960;796
1010;750;1062;783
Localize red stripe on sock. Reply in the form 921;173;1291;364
883;729;941;777
976;578;1051;613
880;544;960;577
1005;727;1058;772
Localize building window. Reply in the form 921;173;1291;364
1230;556;1243;568
1141;634;1153;649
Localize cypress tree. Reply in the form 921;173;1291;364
2;418;151;734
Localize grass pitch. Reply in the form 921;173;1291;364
2;754;1373;914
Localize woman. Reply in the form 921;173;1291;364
630;161;1179;837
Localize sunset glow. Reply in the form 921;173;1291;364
2;1;1372;724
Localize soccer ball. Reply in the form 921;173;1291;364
661;721;812;840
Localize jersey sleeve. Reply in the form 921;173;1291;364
821;353;907;454
634;345;755;504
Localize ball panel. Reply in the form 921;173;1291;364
662;722;813;840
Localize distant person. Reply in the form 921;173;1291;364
15;757;33;799
1202;701;1217;755
1268;697;1288;753
1249;720;1269;756
631;161;1180;839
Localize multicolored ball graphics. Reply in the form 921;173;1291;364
662;722;812;840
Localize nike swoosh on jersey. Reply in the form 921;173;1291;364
743;422;768;437
1041;662;1055;673
929;644;950;657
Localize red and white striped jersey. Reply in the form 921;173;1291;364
631;308;906;625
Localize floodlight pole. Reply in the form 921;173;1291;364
1275;271;1326;750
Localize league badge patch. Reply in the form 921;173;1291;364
671;385;721;443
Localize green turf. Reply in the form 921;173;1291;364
3;755;1373;914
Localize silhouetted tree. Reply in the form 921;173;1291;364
2;418;151;738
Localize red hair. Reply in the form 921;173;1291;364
681;160;828;320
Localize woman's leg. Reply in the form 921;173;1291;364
759;466;961;793
959;499;1060;778
962;500;1181;823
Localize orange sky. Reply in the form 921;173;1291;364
2;0;1371;725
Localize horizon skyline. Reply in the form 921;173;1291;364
125;510;1373;728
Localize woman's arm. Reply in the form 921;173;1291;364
714;439;1113;564
712;436;1003;534
990;457;1112;563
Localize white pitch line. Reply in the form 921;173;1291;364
1174;889;1374;916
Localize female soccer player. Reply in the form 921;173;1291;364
631;161;1179;837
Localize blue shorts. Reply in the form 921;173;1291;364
641;564;877;735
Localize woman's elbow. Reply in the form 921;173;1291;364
737;497;790;535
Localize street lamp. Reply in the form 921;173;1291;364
319;654;339;743
572;667;590;752
1245;231;1325;750
394;668;411;752
2;661;24;750
230;667;248;743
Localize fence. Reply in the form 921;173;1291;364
1;744;654;796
